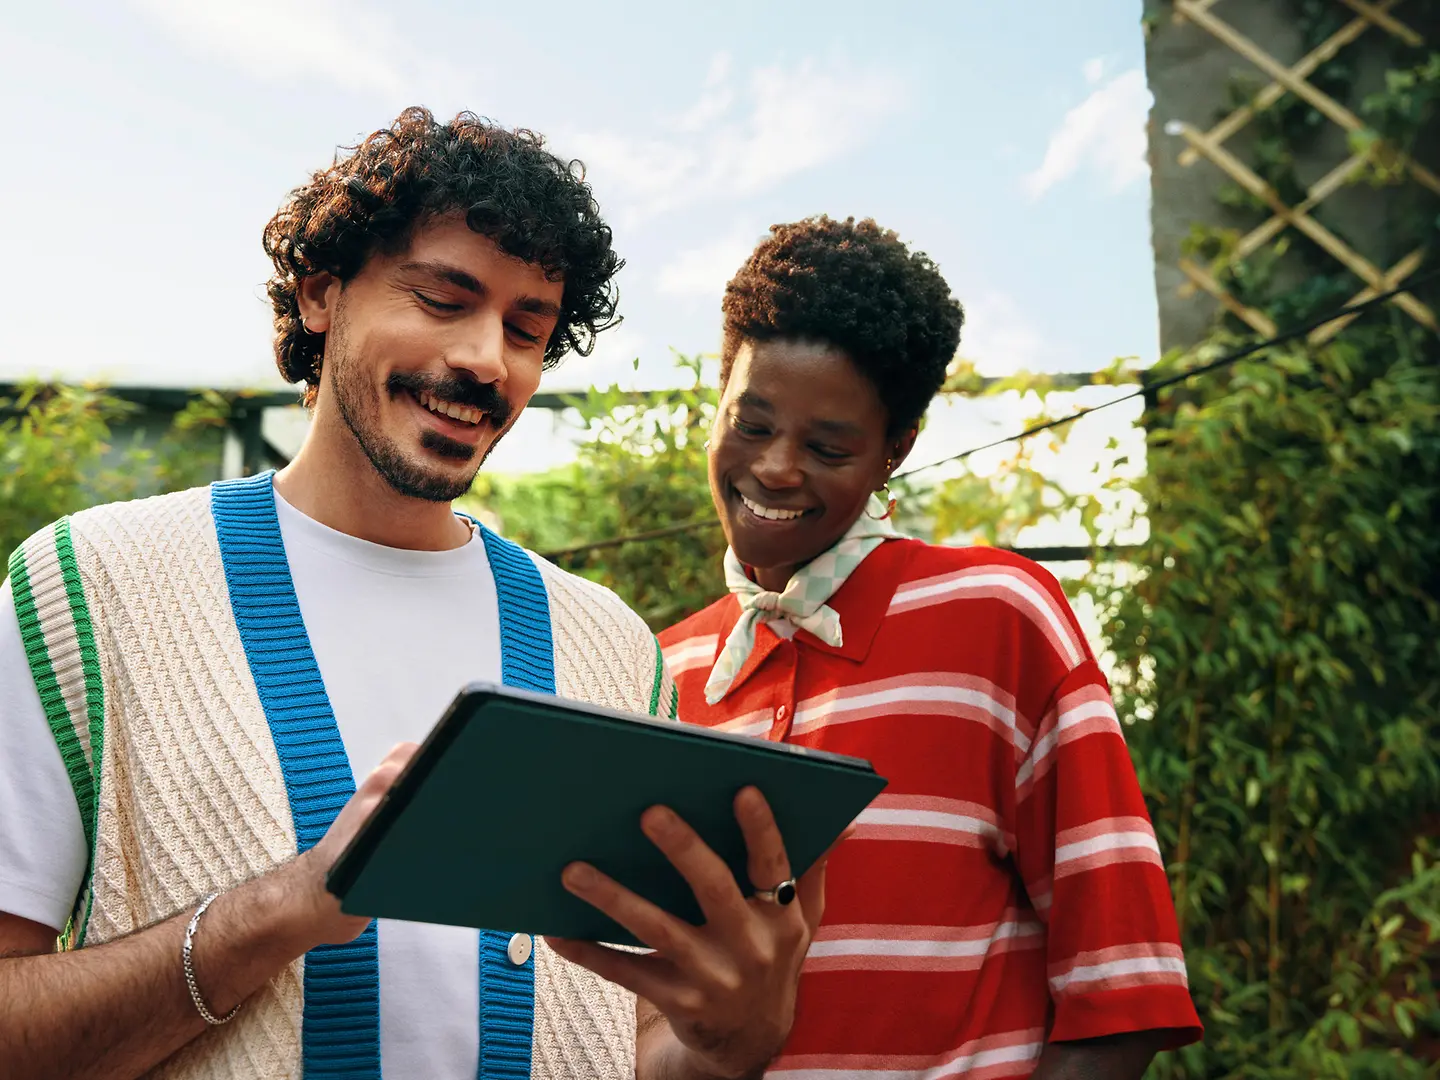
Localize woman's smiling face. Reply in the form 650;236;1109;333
707;338;912;591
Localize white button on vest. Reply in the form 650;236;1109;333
507;933;533;966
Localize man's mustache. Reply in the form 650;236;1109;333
386;372;513;428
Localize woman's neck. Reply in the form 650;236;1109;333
753;564;796;593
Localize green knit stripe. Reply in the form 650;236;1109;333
53;520;104;948
648;636;666;716
7;529;97;853
668;682;679;721
54;521;104;795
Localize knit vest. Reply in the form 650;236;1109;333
6;475;679;1080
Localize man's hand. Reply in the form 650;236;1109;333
285;741;421;945
0;740;420;1080
546;787;830;1080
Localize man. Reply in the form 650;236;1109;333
0;108;821;1080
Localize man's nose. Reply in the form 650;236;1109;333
443;312;506;385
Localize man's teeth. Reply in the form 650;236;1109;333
740;493;805;521
418;392;482;425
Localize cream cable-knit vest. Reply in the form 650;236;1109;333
9;485;677;1079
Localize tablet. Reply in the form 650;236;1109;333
326;682;887;945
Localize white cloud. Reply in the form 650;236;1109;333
1083;57;1107;85
545;324;652;394
569;53;907;223
657;227;763;300
959;290;1075;376
677;53;737;133
1023;67;1151;199
129;0;469;100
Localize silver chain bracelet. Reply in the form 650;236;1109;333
183;893;241;1026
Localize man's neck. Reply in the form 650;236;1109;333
274;425;474;552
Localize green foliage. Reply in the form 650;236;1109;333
1;384;232;563
953;7;1440;1072
1;384;138;561
467;354;726;630
1112;327;1440;1078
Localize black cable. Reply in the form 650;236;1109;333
540;270;1438;560
894;268;1439;481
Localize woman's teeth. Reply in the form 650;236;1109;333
418;392;482;425
739;493;805;521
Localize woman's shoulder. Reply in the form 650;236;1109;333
895;538;1067;596
887;540;1081;651
658;594;737;649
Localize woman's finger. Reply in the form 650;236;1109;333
560;861;706;967
639;805;748;934
734;787;793;906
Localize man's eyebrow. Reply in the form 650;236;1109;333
396;261;560;319
734;390;773;411
515;295;562;319
396;260;485;295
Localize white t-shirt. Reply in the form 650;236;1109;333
0;490;509;1078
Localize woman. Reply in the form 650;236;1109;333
660;217;1202;1079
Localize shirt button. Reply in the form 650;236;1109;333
507;933;533;966
776;705;789;723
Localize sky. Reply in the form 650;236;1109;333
0;0;1159;480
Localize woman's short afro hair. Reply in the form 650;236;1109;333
721;216;964;435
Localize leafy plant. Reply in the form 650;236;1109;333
1;384;232;563
466;354;726;629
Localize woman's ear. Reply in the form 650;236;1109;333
887;426;921;477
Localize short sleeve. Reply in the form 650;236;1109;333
1011;658;1203;1047
0;578;89;932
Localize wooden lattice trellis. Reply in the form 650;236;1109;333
1169;0;1437;343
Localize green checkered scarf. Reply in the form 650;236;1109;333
704;495;900;705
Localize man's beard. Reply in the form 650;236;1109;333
328;316;514;503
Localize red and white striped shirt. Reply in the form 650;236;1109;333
660;540;1202;1078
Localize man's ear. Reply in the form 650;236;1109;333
297;272;341;333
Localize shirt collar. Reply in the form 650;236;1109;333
708;538;915;697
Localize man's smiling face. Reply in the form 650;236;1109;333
306;213;564;502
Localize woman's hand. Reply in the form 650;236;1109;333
545;787;833;1080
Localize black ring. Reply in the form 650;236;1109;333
754;878;798;906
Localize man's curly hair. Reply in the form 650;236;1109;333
264;107;622;405
721;216;964;435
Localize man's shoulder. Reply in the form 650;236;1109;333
527;553;653;645
10;485;215;574
69;484;213;535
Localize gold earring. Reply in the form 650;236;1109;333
867;459;897;520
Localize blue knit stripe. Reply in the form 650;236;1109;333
477;931;537;1080
480;528;556;696
476;527;552;1080
211;473;381;1080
